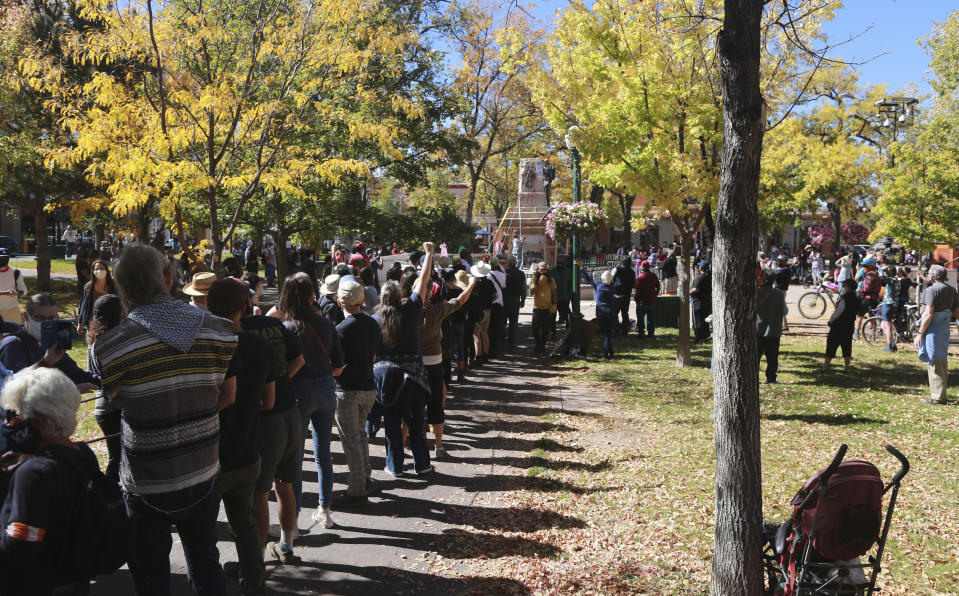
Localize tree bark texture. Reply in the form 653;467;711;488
711;2;765;595
676;234;692;367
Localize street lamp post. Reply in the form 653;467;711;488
565;127;584;355
874;97;918;167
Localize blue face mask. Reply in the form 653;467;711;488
2;417;42;453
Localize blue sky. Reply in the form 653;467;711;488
524;1;956;99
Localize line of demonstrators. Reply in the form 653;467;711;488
0;241;534;595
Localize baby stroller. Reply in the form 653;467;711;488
763;444;910;595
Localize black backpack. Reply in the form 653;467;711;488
46;450;133;580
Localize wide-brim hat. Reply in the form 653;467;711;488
183;272;216;296
454;270;471;290
470;262;491;277
320;274;340;295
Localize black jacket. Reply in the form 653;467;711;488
828;292;860;335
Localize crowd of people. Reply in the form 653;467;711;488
0;240;544;595
0;232;956;594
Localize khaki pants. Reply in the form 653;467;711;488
927;359;948;403
0;306;21;326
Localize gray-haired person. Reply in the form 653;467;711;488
914;265;959;404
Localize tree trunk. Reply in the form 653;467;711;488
174;202;187;249
34;210;50;291
711;2;765;595
208;188;222;272
622;196;635;250
676;233;692;367
465;166;480;227
275;226;290;289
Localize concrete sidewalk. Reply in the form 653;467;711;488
89;315;562;595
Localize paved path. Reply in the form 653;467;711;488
89;312;563;595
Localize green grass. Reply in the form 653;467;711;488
554;329;959;594
11;258;79;276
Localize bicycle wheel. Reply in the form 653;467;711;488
797;292;827;319
899;312;917;343
862;317;884;346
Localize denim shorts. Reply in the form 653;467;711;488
880;303;898;322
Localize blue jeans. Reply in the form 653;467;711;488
124;479;226;596
383;384;430;474
264;263;276;287
635;303;656;336
293;374;337;509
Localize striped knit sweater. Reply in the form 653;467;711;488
92;299;236;495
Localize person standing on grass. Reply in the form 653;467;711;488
914;265;959;405
690;262;712;342
207;278;274;595
85;294;124;485
529;262;557;354
756;270;787;384
419;275;476;458
76;259;116;334
822;279;860;374
333;279;382;507
612;258;634;334
0;249;26;326
879;265;900;352
634;261;660;338
591;270;618;360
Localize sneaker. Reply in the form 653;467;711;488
311;505;334;529
415;465;434;476
434;446;447;458
333;494;369;508
267;541;300;565
383;466;404;479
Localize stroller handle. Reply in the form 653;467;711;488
886;444;910;485
821;444;848;485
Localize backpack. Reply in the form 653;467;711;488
46;450;133;580
862;270;880;296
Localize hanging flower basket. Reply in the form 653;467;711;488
545;201;608;240
807;224;835;246
841;221;870;245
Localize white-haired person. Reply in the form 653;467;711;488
0;366;98;594
591;269;618;360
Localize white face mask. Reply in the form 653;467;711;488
26;319;43;341
93;269;107;279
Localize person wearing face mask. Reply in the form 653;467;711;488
0;294;99;391
76;259;117;335
0;366;98;595
0;249;27;327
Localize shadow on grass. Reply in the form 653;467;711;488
765;413;888;426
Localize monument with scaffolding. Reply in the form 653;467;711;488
492;158;557;268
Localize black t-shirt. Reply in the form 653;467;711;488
691;273;711;308
613;265;634;296
318;295;344;325
468;278;494;317
221;332;275;470
335;312;382;391
285;313;344;379
240;315;301;415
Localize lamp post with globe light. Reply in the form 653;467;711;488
565;126;584;354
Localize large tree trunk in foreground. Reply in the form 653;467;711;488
711;1;765;595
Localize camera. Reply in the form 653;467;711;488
40;320;75;351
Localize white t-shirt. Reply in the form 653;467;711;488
0;268;26;312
